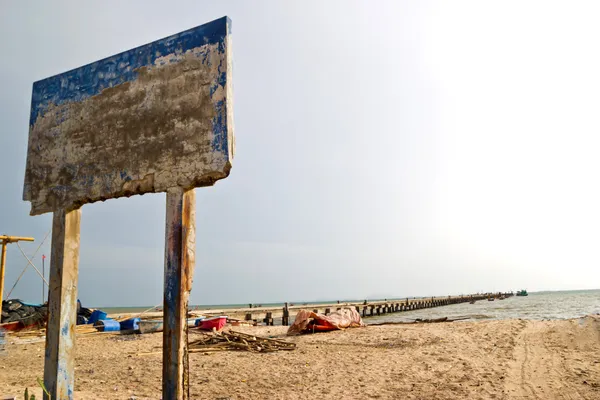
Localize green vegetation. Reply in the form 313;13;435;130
23;378;50;400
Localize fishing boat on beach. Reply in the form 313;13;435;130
516;290;528;297
138;320;163;334
0;320;37;332
195;316;227;331
138;318;198;334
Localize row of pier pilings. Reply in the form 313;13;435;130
240;293;514;326
356;293;509;318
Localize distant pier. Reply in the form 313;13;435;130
115;292;513;326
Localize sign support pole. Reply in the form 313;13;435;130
43;209;81;400
163;188;196;400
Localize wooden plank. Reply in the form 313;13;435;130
163;188;195;400
43;209;81;400
0;236;35;242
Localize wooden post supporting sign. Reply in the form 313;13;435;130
163;188;196;400
43;210;81;400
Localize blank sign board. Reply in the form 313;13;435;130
23;17;234;216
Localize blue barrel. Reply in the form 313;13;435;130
95;319;120;332
120;318;140;331
88;310;108;324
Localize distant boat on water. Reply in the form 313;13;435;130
516;290;528;297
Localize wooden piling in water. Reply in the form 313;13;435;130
263;312;274;326
282;303;289;326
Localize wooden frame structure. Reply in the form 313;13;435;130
0;235;35;318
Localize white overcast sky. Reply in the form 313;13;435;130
1;1;599;307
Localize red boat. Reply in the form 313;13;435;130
0;320;39;332
196;316;227;331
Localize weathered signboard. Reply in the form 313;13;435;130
24;16;234;216
23;16;234;400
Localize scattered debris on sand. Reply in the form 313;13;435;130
188;330;296;353
368;316;471;326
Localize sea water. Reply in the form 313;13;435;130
368;289;600;324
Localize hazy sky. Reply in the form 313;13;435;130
1;1;599;307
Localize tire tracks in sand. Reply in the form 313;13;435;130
505;321;587;399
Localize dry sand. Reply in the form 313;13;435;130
1;316;599;399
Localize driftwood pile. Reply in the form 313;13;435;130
188;330;296;353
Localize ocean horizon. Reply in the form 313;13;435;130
97;288;600;319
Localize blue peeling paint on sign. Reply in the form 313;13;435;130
24;16;234;216
30;17;229;125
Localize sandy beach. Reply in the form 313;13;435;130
1;316;599;399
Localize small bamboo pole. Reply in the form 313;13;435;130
0;236;35;319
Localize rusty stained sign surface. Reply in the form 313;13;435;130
24;17;234;216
